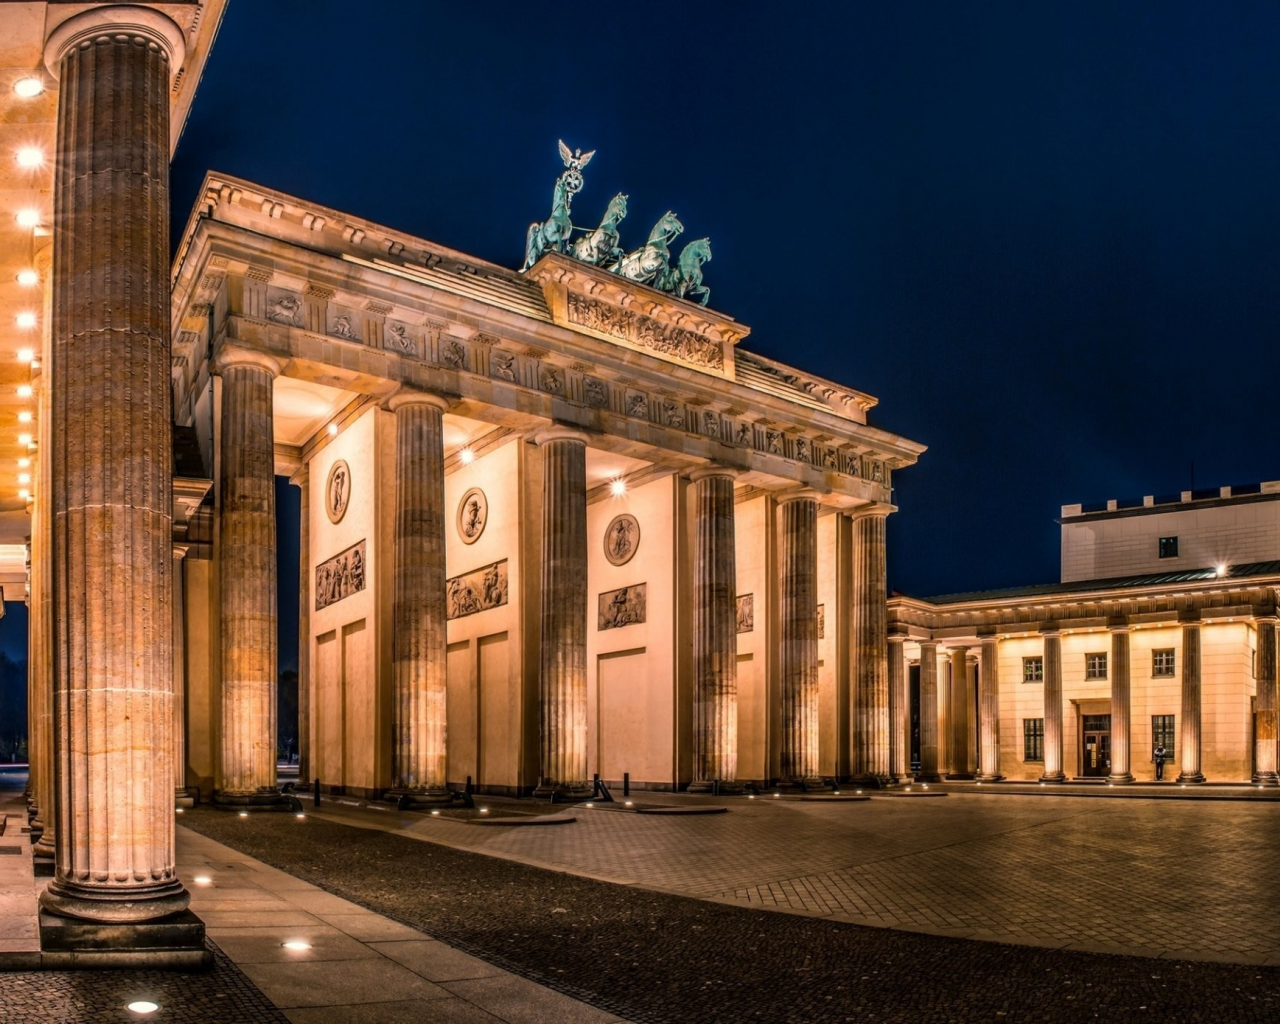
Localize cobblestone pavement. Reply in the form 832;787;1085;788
309;791;1280;964
184;804;1280;1024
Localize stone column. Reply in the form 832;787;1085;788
294;464;311;786
917;641;941;781
1176;616;1205;784
779;494;821;788
30;241;54;864
851;508;890;785
216;350;285;806
689;468;741;792
1108;621;1134;784
533;428;591;798
40;7;191;926
947;647;971;776
1040;628;1065;782
1253;616;1278;786
173;546;192;807
888;636;908;783
976;633;1003;781
389;393;452;803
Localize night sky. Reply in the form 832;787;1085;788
7;1;1280;663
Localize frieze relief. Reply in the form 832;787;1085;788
316;540;366;611
447;559;509;620
567;293;724;371
384;320;421;356
265;288;303;327
598;583;646;631
818;604;825;640
327;307;361;342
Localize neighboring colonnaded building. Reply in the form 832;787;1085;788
890;484;1280;785
169;174;927;802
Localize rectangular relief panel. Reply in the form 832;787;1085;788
736;593;754;633
447;559;509;620
818;603;825;640
598;583;646;631
316;540;366;611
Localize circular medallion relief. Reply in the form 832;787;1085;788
457;487;488;544
604;513;640;566
325;459;351;524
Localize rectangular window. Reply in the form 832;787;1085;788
1152;648;1176;677
1023;656;1044;683
1085;652;1108;679
1158;536;1179;559
1023;718;1044;762
1152;715;1176;760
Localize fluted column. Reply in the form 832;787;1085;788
1177;617;1205;784
1253;616;1278;786
779;495;821;788
852;508;890;784
887;636;908;783
689;468;741;792
947;646;971;776
1108;622;1134;783
294;464;311;785
173;546;191;806
976;633;1003;780
40;7;190;923
389;393;452;802
534;428;591;798
918;642;940;781
216;350;283;804
1040;628;1065;782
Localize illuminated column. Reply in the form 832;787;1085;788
40;7;191;926
216;350;284;805
1253;616;1278;786
947;646;971;776
294;463;311;785
888;635;908;783
976;633;1003;781
779;494;821;788
852;508;890;784
917;641;941;781
534;428;591;798
1040;628;1065;782
389;393;452;802
1108;621;1134;784
689;467;741;792
173;545;191;806
1176;616;1205;784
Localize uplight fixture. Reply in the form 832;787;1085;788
18;474;29;485
459;446;475;465
126;1001;159;1015
193;876;212;885
17;384;32;398
584;802;594;808
610;477;626;497
15;147;43;168
18;489;29;499
13;78;43;98
15;209;39;228
478;807;489;814
17;458;28;468
327;422;338;437
18;411;31;423
238;811;249;818
18;433;31;446
282;940;311;951
17;348;34;363
16;270;38;287
296;813;305;820
15;312;36;329
1216;564;1227;577
430;809;440;816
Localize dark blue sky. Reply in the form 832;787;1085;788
8;0;1280;663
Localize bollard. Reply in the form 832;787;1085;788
623;772;630;798
313;777;320;808
593;772;600;798
712;779;720;797
465;775;473;798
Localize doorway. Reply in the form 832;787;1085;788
1082;714;1111;777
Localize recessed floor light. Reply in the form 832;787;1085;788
16;312;36;329
13;78;43;98
15;210;38;228
282;940;311;951
193;876;211;885
126;1000;159;1015
16;147;42;168
16;270;38;287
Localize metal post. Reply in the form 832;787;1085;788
623;772;630;797
313;777;320;807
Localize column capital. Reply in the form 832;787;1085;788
977;629;999;644
45;5;186;81
216;348;281;377
171;542;190;561
775;487;824;506
846;502;895;521
1107;617;1130;634
1255;614;1280;626
531;425;590;446
1038;621;1062;637
1178;609;1202;625
918;639;939;653
688;464;742;484
387;389;450;414
887;633;907;646
289;463;309;489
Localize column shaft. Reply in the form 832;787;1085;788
390;397;450;798
217;358;281;801
173;549;190;805
948;647;970;776
852;511;889;783
1253;618;1278;785
887;638;908;783
42;16;187;922
1040;631;1065;782
976;635;1003;780
536;433;590;796
690;470;740;790
1177;621;1204;783
296;465;311;785
918;642;940;781
1108;626;1134;783
779;498;820;786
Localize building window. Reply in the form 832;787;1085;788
1158;536;1179;559
1152;648;1176;677
1085;652;1108;679
1152;715;1176;759
1023;719;1044;762
1023;657;1044;683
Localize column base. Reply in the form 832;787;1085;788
1038;771;1067;783
775;777;827;792
175;789;195;810
1250;772;1280;787
40;877;191;925
915;772;943;783
532;782;594;802
386;788;455;808
1106;773;1135;784
974;773;1005;782
212;790;303;812
848;774;891;790
33;854;55;878
686;779;745;795
1176;771;1206;784
944;772;974;781
39;909;212;970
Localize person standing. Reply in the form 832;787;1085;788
1154;743;1167;781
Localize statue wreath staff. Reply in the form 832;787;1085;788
523;140;594;270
